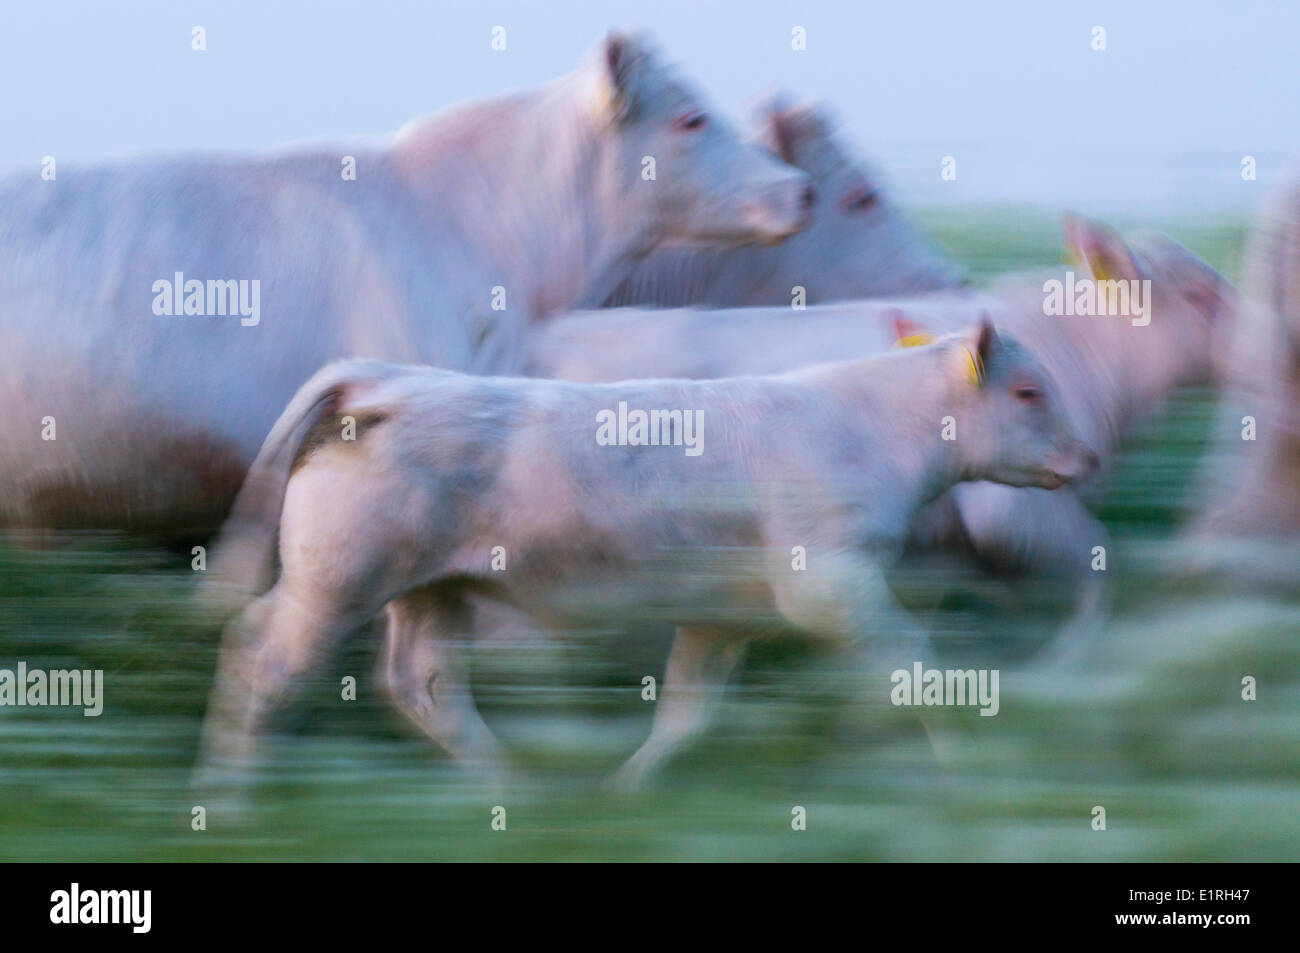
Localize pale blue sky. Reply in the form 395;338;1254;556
3;0;1295;215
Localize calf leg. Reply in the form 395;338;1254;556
381;588;510;785
606;625;747;791
197;580;378;790
773;556;918;658
772;555;959;758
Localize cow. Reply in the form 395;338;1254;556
600;97;964;308
197;318;1096;791
0;32;812;534
529;216;1238;665
1179;169;1300;589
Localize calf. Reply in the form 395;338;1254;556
198;319;1095;790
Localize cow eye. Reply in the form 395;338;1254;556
840;186;880;212
1014;384;1044;403
674;110;707;131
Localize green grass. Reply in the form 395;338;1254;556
2;212;1297;861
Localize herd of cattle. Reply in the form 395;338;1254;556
3;33;1297;790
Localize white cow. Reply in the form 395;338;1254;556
198;320;1096;790
1194;169;1300;541
0;33;811;533
530;217;1238;664
601;97;964;308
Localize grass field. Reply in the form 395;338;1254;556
3;209;1297;862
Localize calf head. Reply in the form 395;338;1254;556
590;33;814;248
931;316;1099;490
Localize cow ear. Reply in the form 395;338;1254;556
955;313;996;387
1064;213;1139;282
1185;263;1230;324
757;99;830;165
603;32;647;121
889;310;933;347
751;92;796;162
1160;237;1230;324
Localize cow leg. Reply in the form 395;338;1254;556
771;554;959;759
1023;562;1114;671
606;625;747;791
380;588;509;786
954;484;1115;666
197;580;377;791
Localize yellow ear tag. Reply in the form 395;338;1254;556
1089;257;1117;282
894;331;982;386
963;346;985;387
1067;240;1116;281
